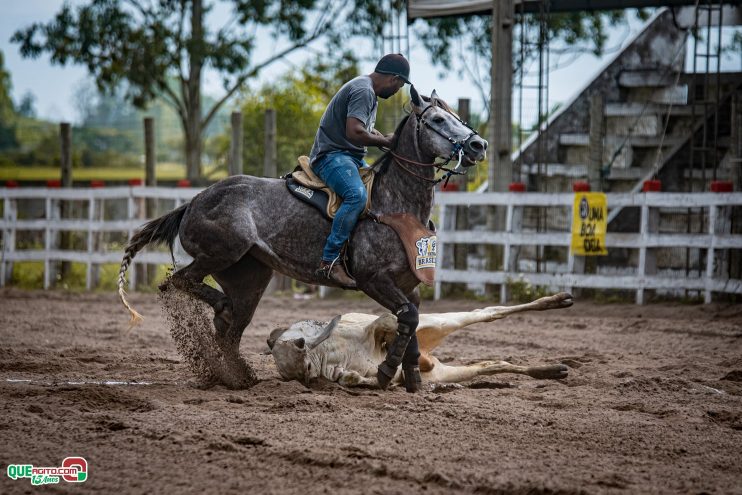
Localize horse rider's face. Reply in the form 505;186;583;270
378;76;406;99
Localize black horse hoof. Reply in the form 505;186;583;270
402;366;422;393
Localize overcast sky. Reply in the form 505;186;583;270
0;1;683;126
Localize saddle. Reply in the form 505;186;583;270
285;156;375;220
285;156;437;287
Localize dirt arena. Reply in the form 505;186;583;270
1;288;741;494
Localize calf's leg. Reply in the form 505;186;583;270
423;358;568;383
416;292;573;353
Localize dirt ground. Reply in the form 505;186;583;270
1;288;741;494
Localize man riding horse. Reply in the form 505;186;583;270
118;72;488;392
312;53;411;288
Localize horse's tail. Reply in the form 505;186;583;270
118;203;189;326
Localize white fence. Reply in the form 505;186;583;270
2;186;742;304
434;191;742;304
0;186;199;290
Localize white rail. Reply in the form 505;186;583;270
434;192;742;304
1;187;199;290
2;187;742;304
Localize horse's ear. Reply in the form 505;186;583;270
410;85;422;109
431;89;440;101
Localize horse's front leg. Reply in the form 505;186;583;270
360;276;421;392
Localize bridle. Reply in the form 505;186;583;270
388;102;481;187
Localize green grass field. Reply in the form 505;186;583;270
0;163;228;182
10;261;173;291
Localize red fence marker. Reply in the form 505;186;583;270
4;180;19;188
642;180;661;192
508;182;526;192
440;183;459;192
46;179;61;188
710;180;733;193
128;178;143;186
572;181;590;192
176;179;191;188
90;180;105;188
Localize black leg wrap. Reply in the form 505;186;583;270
402;365;422;393
377;303;419;390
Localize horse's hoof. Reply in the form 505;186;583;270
402;366;422;393
377;363;396;390
527;364;569;380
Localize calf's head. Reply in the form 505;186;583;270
268;316;341;383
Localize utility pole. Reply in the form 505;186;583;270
486;0;514;285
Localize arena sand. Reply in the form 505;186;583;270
1;288;741;494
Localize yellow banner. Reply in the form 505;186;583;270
571;192;608;256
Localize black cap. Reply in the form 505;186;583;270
374;53;411;84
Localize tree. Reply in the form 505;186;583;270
12;0;342;180
0;50;19;150
209;53;360;177
16;92;37;118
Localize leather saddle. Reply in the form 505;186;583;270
285;156;375;220
284;156;437;287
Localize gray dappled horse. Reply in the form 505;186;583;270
118;87;488;390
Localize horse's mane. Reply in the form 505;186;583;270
373;113;412;175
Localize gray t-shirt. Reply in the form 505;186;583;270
309;75;377;164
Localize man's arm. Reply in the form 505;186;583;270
346;118;392;149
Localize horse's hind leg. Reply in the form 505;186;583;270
167;258;235;335
212;253;273;350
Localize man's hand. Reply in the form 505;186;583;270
347;118;392;149
372;129;394;149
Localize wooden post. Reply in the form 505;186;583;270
1;196;16;286
729;93;741;280
486;0;514;291
576;93;605;287
59;122;72;284
636;202;659;304
439;98;472;297
145;117;156;188
732;93;741;192
230;112;243;176
454;98;471;273
263;109;277;178
262;108;287;293
588;94;604;192
61;123;72;188
140;117;157;286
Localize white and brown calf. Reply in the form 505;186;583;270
268;292;573;388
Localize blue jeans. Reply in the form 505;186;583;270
313;151;368;262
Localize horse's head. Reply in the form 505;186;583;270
409;86;488;167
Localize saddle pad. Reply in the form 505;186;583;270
378;213;437;287
290;155;375;219
286;178;331;217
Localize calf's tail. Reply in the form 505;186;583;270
118;203;189;326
